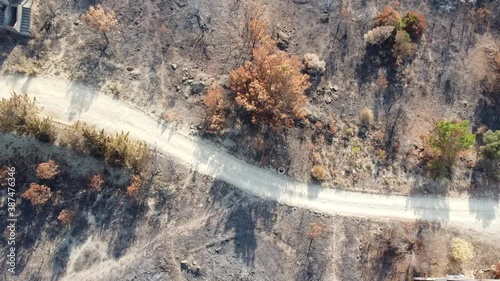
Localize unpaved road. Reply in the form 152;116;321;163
0;74;498;235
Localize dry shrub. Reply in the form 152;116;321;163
378;73;389;89
57;209;74;225
311;164;328;181
230;20;310;128
0;93;56;143
241;4;266;50
81;5;117;52
374;6;402;28
360;107;374;126
475;8;493;25
0;166;9;186
126;175;142;197
61;122;149;172
88;174;104;192
393;30;418;60
494;262;500;279
450;237;474;263
469;34;500;95
402;12;427;40
303;53;326;74
36;160;60;180
308;223;327;239
81;5;117;34
204;83;226;133
248;18;268;48
22;183;52;206
364;26;395;45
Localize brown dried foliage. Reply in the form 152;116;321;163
308;223;327;239
378;74;389;89
230;20;310;128
126;175;142;197
0;166;8;186
81;5;117;33
374;6;402;28
204;83;226;133
36;160;60;180
241;4;266;50
22;183;52;206
88;174;104;192
469;34;500;96
58;209;74;225
311;164;328;181
494;262;500;279
0;93;56;143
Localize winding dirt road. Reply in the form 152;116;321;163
0;74;498;235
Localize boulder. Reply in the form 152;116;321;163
190;81;206;95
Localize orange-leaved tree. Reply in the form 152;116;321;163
88;174;104;192
22;183;52;206
81;5;117;54
36;160;60;180
58;209;74;225
126;175;142;197
230;19;310;128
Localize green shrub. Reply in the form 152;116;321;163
482;130;500;159
393;30;418;60
402;12;427;40
427;120;475;178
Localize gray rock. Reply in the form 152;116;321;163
175;0;188;7
277;40;289;50
190;81;206;95
222;138;237;149
277;31;289;41
332;85;339;92
171;64;177;71
325;96;332;104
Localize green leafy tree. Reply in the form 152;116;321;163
402;12;427;40
427;120;475;178
482;130;500;159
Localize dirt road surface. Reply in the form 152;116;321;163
1;74;498;235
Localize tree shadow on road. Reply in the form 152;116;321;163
468;159;499;228
406;179;449;228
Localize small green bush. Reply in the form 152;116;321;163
427;120;475;178
402;12;427;40
482;130;500;159
393;30;418;60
